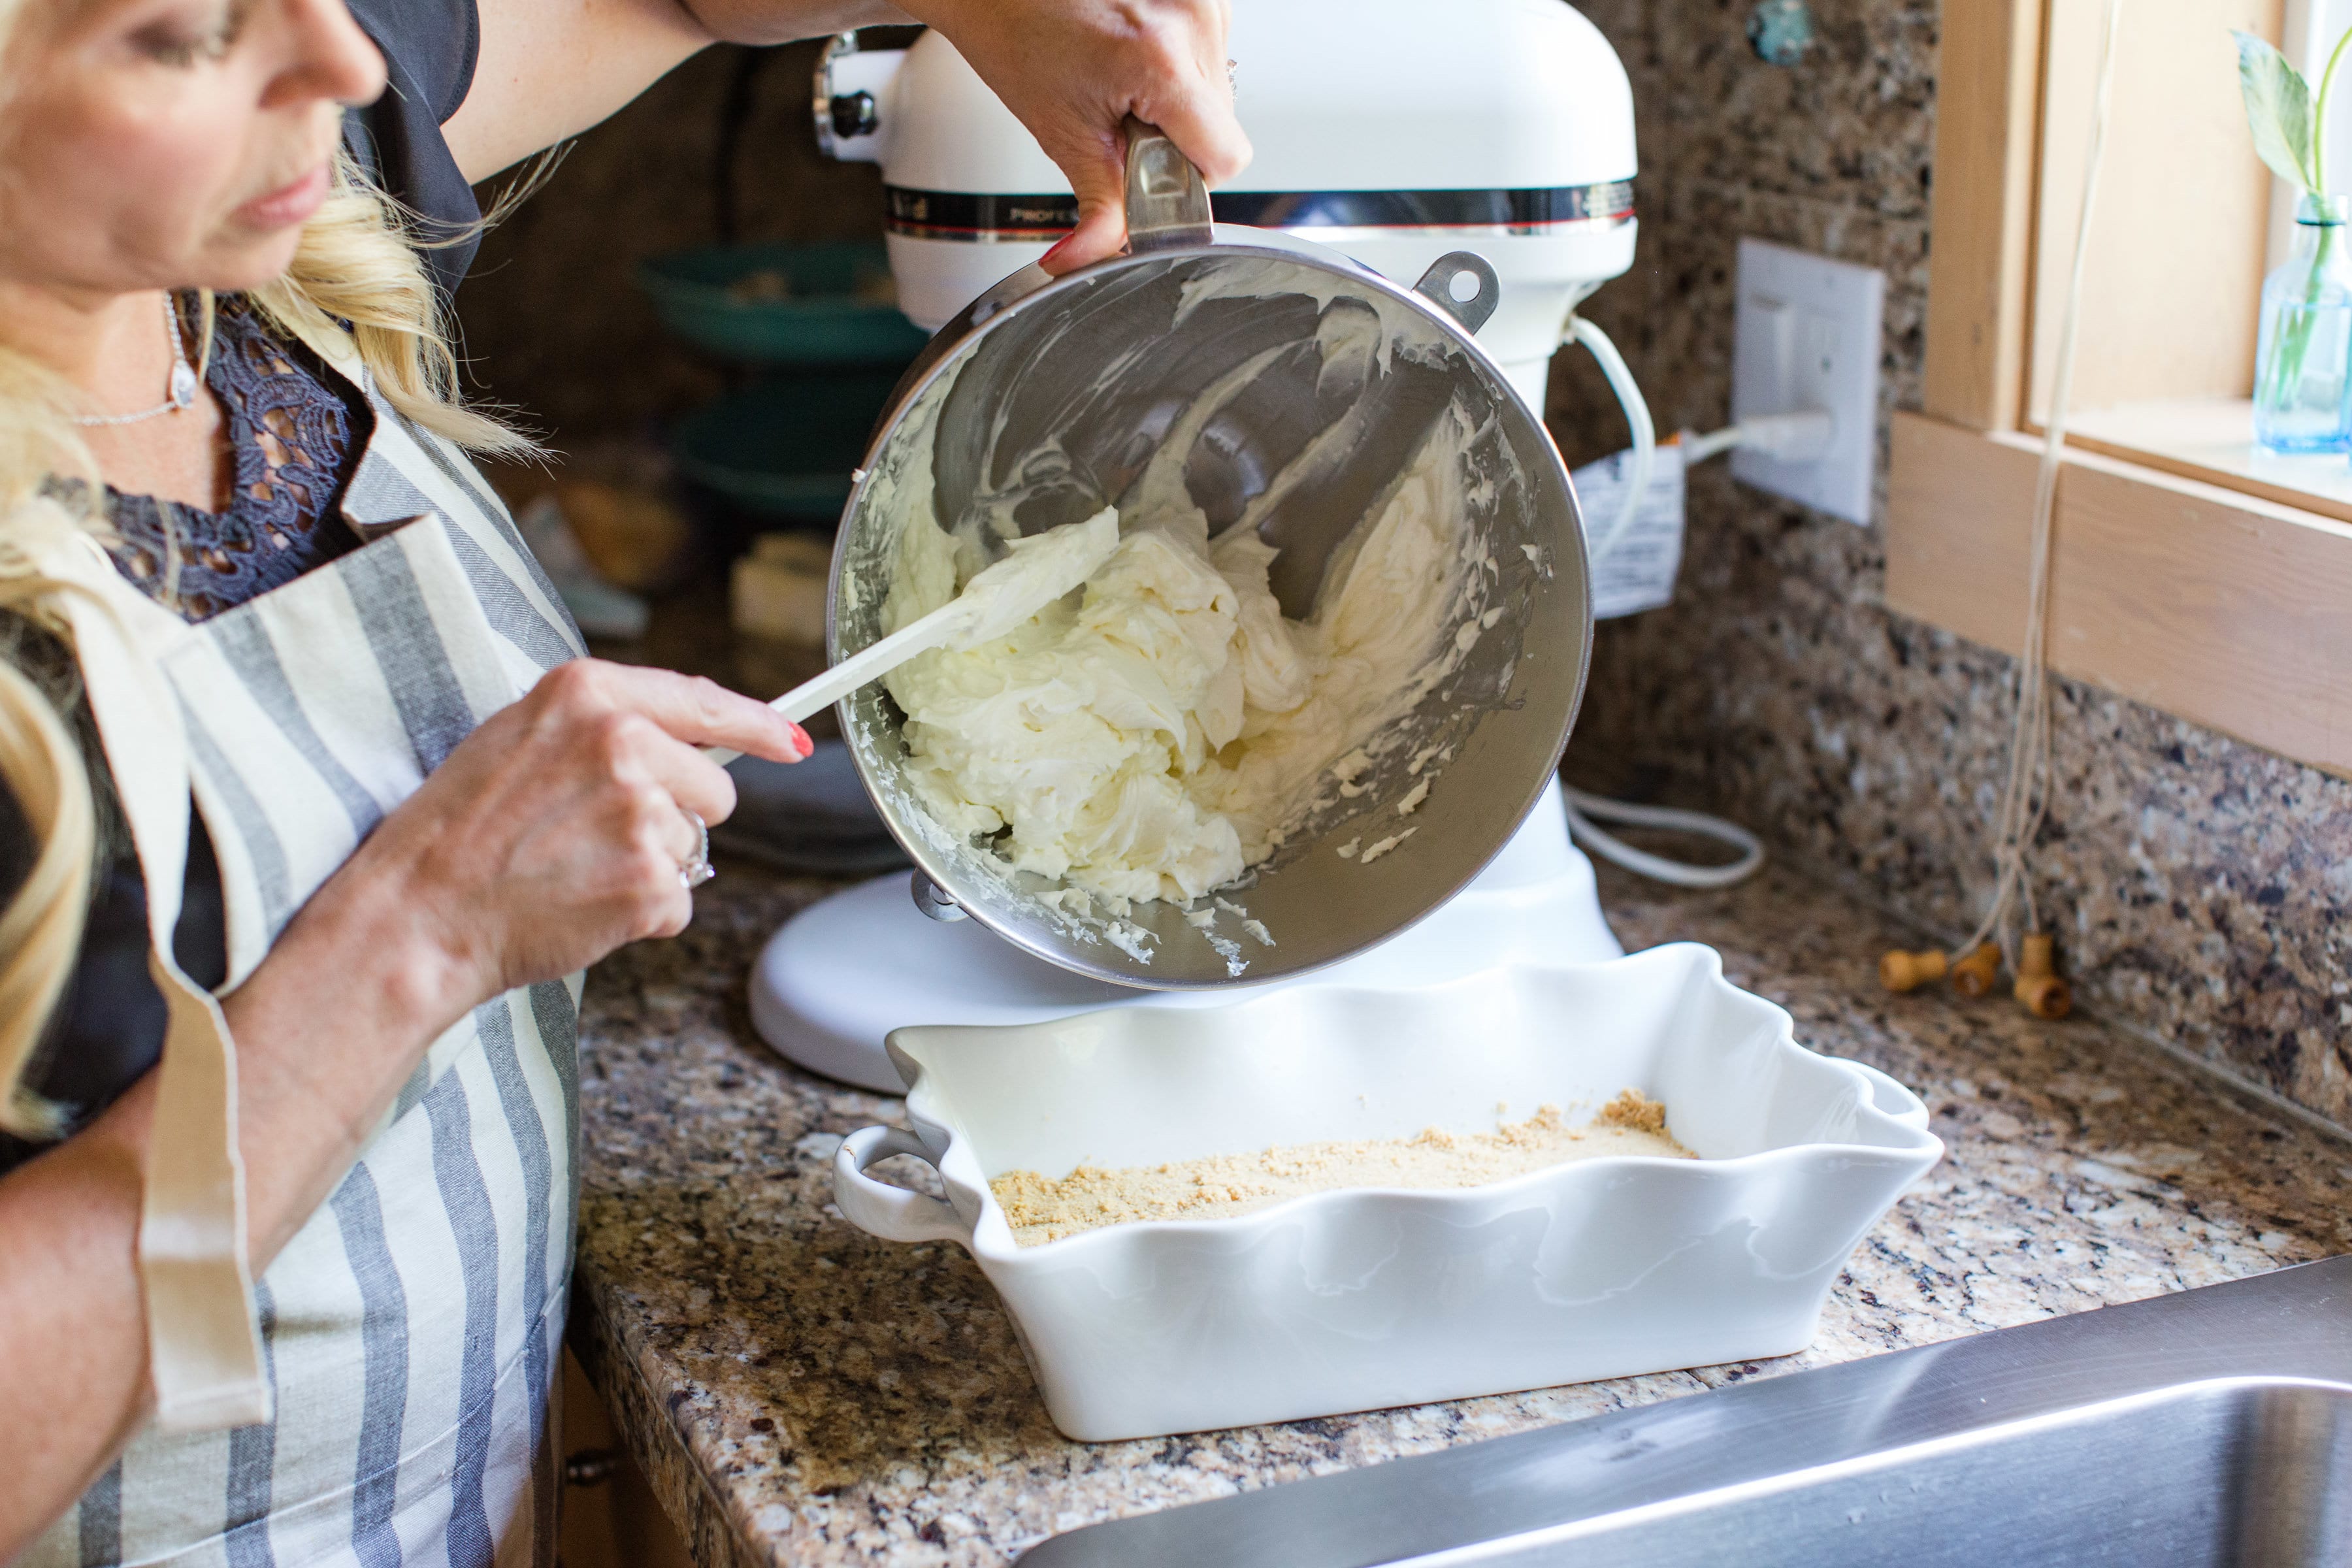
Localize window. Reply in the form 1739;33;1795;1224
1889;0;2352;776
2037;0;2352;517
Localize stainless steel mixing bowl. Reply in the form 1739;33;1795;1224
826;128;1593;988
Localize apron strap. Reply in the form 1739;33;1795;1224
36;519;270;1433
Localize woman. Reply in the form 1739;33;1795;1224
0;0;1245;1559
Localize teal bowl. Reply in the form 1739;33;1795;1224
670;372;906;521
638;242;932;367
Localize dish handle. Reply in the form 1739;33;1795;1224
834;1126;975;1246
1845;1061;1932;1133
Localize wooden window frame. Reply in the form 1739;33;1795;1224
1891;0;2352;777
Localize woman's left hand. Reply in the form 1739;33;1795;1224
904;0;1252;272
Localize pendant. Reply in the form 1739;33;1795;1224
169;361;197;410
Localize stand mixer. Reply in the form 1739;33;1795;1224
753;0;1642;1092
816;0;1636;410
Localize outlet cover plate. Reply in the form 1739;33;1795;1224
1729;238;1884;525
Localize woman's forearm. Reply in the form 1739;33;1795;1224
681;0;911;48
0;1074;157;1561
445;0;913;183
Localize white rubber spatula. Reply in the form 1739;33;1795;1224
703;507;1120;766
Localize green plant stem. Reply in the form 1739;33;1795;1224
2266;25;2352;425
2268;220;2335;411
2316;24;2352;189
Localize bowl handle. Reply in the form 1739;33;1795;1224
834;1126;976;1246
1124;118;1214;253
1412;253;1503;335
1846;1061;1933;1133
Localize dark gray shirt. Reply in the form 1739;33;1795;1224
342;0;485;302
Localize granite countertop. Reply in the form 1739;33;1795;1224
569;859;2352;1568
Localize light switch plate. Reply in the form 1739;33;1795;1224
1729;238;1884;525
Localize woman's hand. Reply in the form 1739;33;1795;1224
229;658;806;1183
327;660;809;1032
907;0;1251;272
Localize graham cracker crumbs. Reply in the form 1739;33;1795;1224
990;1091;1691;1247
1597;1086;1669;1136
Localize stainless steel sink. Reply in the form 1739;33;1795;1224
1020;1256;2352;1567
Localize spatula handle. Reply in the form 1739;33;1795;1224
700;600;970;767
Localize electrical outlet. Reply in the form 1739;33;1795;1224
1729;238;1884;525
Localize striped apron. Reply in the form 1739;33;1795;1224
22;323;590;1568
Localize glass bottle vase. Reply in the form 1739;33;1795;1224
2255;193;2352;453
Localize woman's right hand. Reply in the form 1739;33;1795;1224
314;659;809;1038
215;657;808;1240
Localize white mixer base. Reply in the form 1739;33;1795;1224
749;777;1620;1092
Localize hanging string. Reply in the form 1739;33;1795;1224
1958;0;2125;964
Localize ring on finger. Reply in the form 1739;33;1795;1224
677;808;715;889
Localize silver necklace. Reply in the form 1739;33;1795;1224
72;293;199;428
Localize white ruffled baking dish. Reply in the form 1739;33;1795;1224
833;943;1942;1441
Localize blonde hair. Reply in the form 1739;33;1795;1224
0;152;537;1138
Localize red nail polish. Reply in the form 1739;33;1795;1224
1039;232;1077;270
789;721;813;758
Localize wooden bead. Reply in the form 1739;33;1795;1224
1949;943;2002;998
1879;949;1948;992
2017;931;2057;979
2015;972;2073;1020
2014;932;2069;1018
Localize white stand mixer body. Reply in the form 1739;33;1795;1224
752;779;1622;1092
821;0;1639;409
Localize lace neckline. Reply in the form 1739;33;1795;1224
103;297;372;622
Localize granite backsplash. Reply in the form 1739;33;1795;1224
454;6;2352;1134
1552;0;2352;1134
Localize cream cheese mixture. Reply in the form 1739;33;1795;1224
878;393;1488;906
938;506;1122;648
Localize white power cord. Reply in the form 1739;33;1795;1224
1563;314;1654;563
1565;311;1837;558
1562;785;1765;890
1680;410;1835;466
1558;316;1768;889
